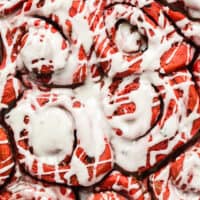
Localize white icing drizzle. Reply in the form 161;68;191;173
164;0;200;46
150;140;200;200
2;165;75;200
100;70;200;172
0;0;199;196
94;170;151;199
0;0;92;86
102;74;159;140
0;126;14;186
5;88;113;186
0;19;22;110
19;21;70;75
88;1;193;77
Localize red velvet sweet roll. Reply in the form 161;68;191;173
164;0;200;20
160;1;200;97
87;191;127;200
193;55;200;94
87;0;194;78
101;69;200;173
5;89;113;186
0;180;76;200
0;165;75;200
0;21;22;110
0;76;22;110
0;0;90;86
150;139;200;200
89;171;151;200
0;126;14;186
162;0;200;46
0;0;26;15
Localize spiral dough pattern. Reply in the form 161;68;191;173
0;0;199;199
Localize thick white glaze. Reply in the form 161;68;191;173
5;88;113;186
0;0;92;86
88;1;194;77
115;22;147;53
30;107;74;165
100;70;200;172
0;0;199;197
20;23;70;75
